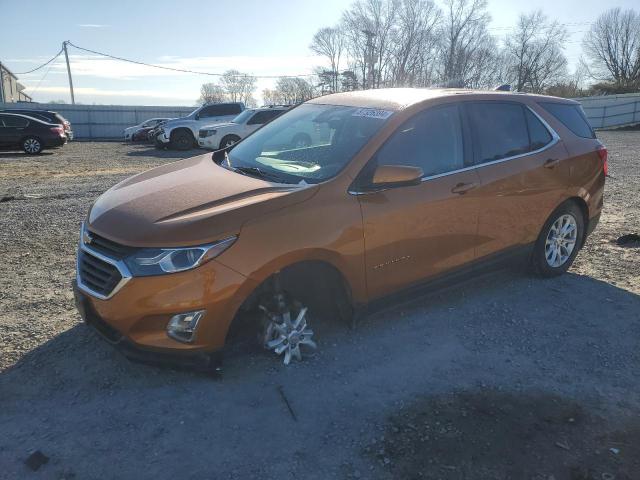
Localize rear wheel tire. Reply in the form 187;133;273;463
530;202;584;277
170;130;194;150
22;137;43;154
220;135;240;149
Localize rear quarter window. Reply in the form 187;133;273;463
211;104;243;116
539;102;595;139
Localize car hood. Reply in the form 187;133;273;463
163;117;194;128
202;122;235;130
87;154;318;247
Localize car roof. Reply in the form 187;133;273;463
252;106;290;112
307;88;579;111
0;112;52;124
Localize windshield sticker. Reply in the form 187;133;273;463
351;108;394;120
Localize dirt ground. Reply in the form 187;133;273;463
0;135;639;480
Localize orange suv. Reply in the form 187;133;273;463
73;88;605;371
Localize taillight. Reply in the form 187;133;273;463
596;144;608;176
50;126;64;135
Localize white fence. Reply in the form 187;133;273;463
2;94;638;139
576;93;640;130
0;103;194;139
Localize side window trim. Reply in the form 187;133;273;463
350;102;469;193
420;105;560;183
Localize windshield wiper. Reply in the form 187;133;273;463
233;166;288;183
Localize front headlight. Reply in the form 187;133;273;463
124;236;236;277
201;129;217;137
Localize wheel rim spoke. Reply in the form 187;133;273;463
261;303;316;364
544;213;577;268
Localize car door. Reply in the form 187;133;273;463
465;102;569;260
0;115;27;146
354;104;482;300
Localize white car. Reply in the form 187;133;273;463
123;118;169;142
156;102;245;150
197;106;289;150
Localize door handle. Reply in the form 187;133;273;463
451;182;477;195
544;158;560;169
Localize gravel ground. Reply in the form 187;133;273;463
0;135;639;480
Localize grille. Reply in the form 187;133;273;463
86;230;136;260
78;250;123;297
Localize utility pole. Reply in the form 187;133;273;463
62;41;75;104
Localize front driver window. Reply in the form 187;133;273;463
375;104;464;177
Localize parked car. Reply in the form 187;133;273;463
146;122;167;143
73;88;605;372
124;118;169;142
0;113;67;154
0;108;73;141
131;119;168;142
156;102;245;150
198;106;289;150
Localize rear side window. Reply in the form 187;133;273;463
376;104;464;177
467;103;531;163
248;110;285;125
525;109;553;150
205;103;243;117
1;115;29;127
539;102;595;139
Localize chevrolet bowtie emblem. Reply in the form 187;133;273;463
83;229;93;245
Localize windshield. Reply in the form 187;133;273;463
226;103;392;184
231;109;255;124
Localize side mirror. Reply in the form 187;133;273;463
369;164;423;190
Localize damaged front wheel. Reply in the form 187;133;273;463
260;296;316;365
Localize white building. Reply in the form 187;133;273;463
0;62;32;103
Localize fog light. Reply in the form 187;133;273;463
166;310;205;343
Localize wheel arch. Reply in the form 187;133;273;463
225;256;355;343
19;134;43;145
564;196;589;245
169;127;195;141
219;134;241;149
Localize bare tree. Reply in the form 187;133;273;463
342;0;399;89
437;0;496;88
220;70;258;105
389;0;441;87
263;78;315;105
198;83;226;104
583;8;640;89
310;27;344;93
504;11;568;93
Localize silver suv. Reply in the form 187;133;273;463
156;102;244;150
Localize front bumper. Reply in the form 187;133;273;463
156;131;170;145
74;281;221;370
73;254;256;362
198;136;218;149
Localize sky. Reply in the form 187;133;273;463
1;0;638;106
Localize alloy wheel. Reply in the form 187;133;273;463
261;304;316;365
545;213;578;268
24;138;41;154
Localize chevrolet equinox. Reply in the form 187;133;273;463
73;88;605;370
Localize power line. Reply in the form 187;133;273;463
14;48;63;75
65;41;316;79
29;52;60;97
